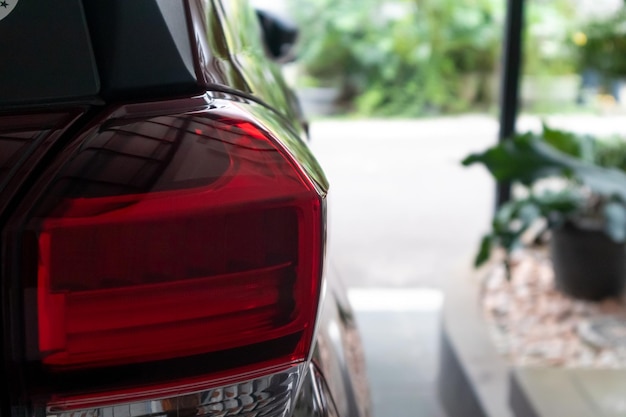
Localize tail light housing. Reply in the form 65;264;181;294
3;96;327;414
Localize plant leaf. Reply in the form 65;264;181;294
542;123;586;160
603;201;626;242
463;133;626;201
475;234;493;267
462;133;571;185
518;202;540;224
493;200;516;232
533;189;581;220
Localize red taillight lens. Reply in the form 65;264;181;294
17;101;324;371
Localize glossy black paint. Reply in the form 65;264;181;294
0;1;99;107
83;0;200;100
0;112;85;196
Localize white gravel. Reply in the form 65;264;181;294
482;249;626;368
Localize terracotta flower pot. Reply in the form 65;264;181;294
550;222;626;301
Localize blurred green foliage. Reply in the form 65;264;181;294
523;0;577;77
578;7;626;79
291;0;582;117
291;0;503;116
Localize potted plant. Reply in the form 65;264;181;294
464;125;626;300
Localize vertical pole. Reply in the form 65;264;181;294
496;0;525;208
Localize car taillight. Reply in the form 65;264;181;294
3;97;326;414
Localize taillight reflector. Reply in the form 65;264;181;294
17;102;324;371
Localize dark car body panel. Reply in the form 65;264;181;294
0;0;303;134
83;0;199;100
0;1;99;107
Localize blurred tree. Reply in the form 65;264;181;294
578;7;626;79
292;0;504;116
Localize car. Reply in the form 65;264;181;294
0;1;370;417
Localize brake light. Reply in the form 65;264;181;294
11;99;325;375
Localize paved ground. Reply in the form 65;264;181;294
349;288;446;417
310;116;497;289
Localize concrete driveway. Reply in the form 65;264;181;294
310;116;496;289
